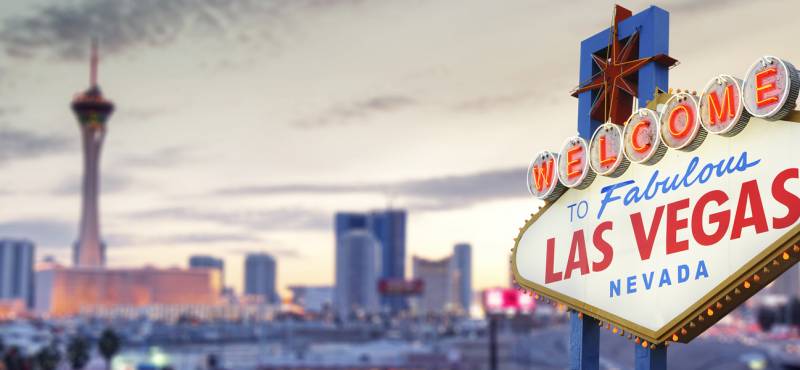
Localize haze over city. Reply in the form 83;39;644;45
0;0;798;298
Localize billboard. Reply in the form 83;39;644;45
377;278;424;296
513;56;800;345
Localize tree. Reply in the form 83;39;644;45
34;342;62;370
3;346;24;370
67;335;91;370
98;328;121;370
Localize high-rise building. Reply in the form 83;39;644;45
453;243;472;314
72;40;114;268
334;230;381;316
334;210;408;312
244;253;278;304
370;210;407;312
412;255;458;314
189;255;225;287
0;239;35;308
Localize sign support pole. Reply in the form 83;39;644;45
569;311;599;370
635;344;666;370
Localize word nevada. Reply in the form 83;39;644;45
527;56;799;200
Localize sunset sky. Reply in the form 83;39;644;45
0;0;798;295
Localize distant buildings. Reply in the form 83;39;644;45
244;253;278;304
453;243;472;313
189;255;225;288
370;210;407;312
0;239;35;308
771;264;800;297
412;244;473;314
334;210;407;313
289;285;333;312
35;266;221;316
335;230;381;316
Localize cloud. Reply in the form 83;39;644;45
0;218;74;248
113;146;191;168
218;166;529;211
0;127;72;164
0;0;373;60
292;95;416;128
107;231;263;247
228;246;304;259
128;207;331;232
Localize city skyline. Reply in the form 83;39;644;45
0;0;799;296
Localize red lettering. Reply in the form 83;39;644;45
773;168;800;229
666;198;691;254
564;230;589;279
545;238;562;284
592;221;614;272
567;146;583;179
755;67;779;109
631;206;664;261
631;121;651;153
532;159;554;192
599;136;617;166
707;84;736;125
731;180;769;239
668;105;694;138
691;190;730;246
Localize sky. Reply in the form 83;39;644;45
0;0;798;296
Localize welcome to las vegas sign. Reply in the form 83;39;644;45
512;55;800;346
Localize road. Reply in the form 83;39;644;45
521;325;779;370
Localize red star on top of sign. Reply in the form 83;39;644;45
571;5;678;124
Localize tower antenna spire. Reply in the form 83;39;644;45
90;38;98;88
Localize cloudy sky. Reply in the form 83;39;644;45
0;0;798;296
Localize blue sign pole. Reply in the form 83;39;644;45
569;312;600;370
636;344;667;370
572;6;672;370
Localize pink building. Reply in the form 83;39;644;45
35;266;221;317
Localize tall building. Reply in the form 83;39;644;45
413;255;458;314
189;255;225;287
244;253;278;304
370;210;407;312
334;210;407;312
453;243;472;314
334;230;381;317
0;239;35;308
71;40;114;267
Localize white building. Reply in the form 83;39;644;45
335;230;381;317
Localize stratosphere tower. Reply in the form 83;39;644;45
71;40;114;267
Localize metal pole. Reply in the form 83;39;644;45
635;344;667;370
569;312;600;370
489;314;498;370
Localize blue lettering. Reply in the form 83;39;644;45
596;152;760;217
610;279;621;297
597;180;633;219
695;260;709;280
642;271;655;290
627;275;637;294
678;264;690;283
659;268;672;287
